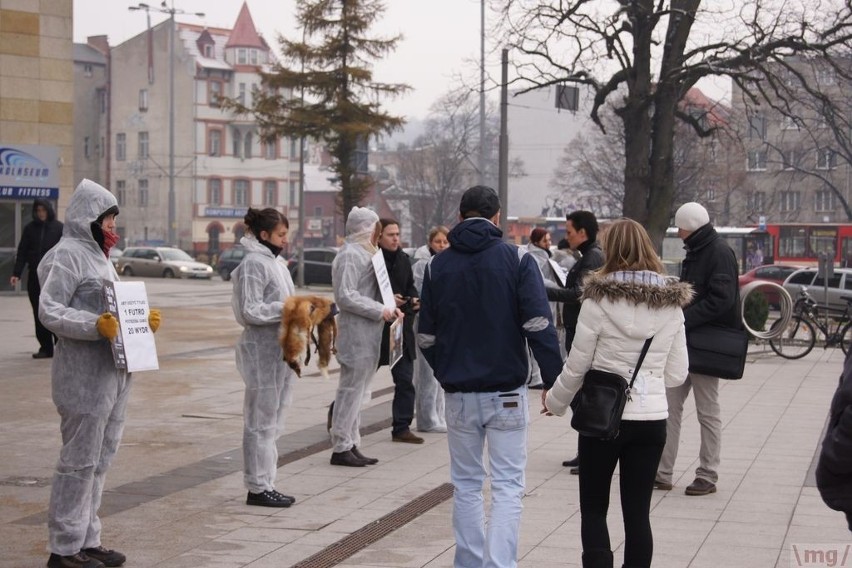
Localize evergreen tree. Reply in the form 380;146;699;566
231;0;409;221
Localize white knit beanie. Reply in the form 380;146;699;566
674;202;710;232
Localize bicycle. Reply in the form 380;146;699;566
769;286;852;359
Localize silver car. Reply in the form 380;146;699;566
783;267;852;312
117;246;213;279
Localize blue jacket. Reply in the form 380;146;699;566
417;218;563;392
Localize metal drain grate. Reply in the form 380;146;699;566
291;482;454;568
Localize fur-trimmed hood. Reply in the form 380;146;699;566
582;271;693;309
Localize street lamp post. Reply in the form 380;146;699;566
129;2;204;247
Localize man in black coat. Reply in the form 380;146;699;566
655;202;740;497
10;198;63;358
817;350;852;531
378;218;423;444
546;210;605;469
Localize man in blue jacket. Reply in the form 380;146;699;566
418;185;563;568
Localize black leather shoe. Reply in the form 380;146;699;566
81;546;125;567
570;467;579;475
351;446;378;465
330;450;368;467
270;489;295;504
562;455;579;467
33;351;53;359
246;490;292;507
47;552;105;568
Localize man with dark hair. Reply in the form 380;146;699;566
10;198;63;359
377;218;423;444
546;210;605;469
418;185;563;567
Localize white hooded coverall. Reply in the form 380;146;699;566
38;179;128;556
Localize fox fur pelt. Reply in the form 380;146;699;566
281;295;337;378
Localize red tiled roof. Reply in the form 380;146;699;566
225;2;265;49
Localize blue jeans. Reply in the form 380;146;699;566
445;386;529;568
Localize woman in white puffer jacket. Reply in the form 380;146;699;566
544;218;692;568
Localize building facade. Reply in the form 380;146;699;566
108;2;296;254
72;37;108;188
0;0;74;288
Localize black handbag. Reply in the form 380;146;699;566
570;337;654;439
686;324;748;380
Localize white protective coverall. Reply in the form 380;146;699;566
232;234;296;493
38;179;128;556
330;207;386;453
411;246;446;432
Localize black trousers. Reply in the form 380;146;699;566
27;271;55;355
391;354;415;435
578;419;667;568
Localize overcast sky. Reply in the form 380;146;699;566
73;0;494;121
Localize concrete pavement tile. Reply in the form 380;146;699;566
346;545;450;567
253;504;357;530
703;520;789;549
520;544;581;566
688;543;781;567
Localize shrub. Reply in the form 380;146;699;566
744;290;769;335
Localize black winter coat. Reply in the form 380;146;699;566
13;198;63;278
680;224;740;331
546;239;605;334
816;351;852;531
379;247;418;364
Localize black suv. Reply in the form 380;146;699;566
216;247;245;281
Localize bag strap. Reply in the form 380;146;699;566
627;337;654;390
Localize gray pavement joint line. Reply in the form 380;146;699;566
290;482;455;568
12;399;395;527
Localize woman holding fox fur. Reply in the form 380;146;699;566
231;207;298;508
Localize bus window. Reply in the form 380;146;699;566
843;237;852;268
779;226;807;258
809;227;837;258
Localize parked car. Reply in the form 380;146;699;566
287;247;338;285
216;246;245;281
783;267;852;312
109;248;123;269
117;247;213;279
738;264;801;306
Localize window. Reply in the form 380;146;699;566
289;138;298;160
782;150;797;170
116;180;126;206
116;133;126;161
138;131;149;159
84;137;90;159
263;140;276;160
204;44;213;58
238;83;246;105
99;90;106;113
208;178;222;205
244;132;253;159
815;189;837;212
234;179;249;206
780;191;801;212
263;180;277;205
208;81;222;107
314;206;323;217
747;149;767;171
747;191;766;211
555;84;579;111
290;180;298;205
139;179;149;207
817;148;837;170
237;48;247;65
208;129;221;156
817;68;836;86
748;114;766;140
704;185;716;202
232;130;242;157
249;49;258;65
139;89;148;112
83;63;92;77
780;227;808;258
811;227;838;259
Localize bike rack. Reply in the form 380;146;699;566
740;280;793;341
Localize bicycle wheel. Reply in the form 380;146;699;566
841;323;852;355
769;316;816;359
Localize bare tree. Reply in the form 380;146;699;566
393;88;525;243
495;0;852;245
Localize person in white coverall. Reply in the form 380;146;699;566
330;206;401;467
39;179;161;568
232;207;297;508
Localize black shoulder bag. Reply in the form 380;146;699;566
569;336;654;439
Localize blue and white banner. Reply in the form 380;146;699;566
0;144;60;200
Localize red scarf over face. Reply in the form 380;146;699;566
102;229;120;258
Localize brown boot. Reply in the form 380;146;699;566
685;478;716;496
